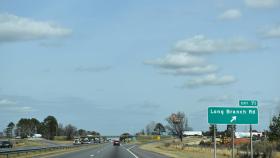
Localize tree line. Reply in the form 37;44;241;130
140;111;192;142
140;111;280;142
4;115;100;140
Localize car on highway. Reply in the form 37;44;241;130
73;139;81;145
0;141;13;148
81;138;91;144
113;140;120;146
82;140;91;144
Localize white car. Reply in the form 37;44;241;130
73;139;81;145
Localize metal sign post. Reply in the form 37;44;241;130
250;124;253;158
232;125;234;158
238;100;256;158
214;124;217;158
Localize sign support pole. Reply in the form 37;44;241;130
214;124;216;158
232;125;234;158
250;124;253;158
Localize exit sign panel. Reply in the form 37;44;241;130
208;107;258;124
239;100;258;106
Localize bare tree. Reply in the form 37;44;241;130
78;129;87;137
64;124;77;140
166;112;187;142
145;121;156;135
57;123;65;136
184;118;192;131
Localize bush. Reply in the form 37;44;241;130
239;141;276;158
199;140;211;146
254;141;274;158
164;142;171;147
276;143;280;151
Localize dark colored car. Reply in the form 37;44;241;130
113;140;120;146
0;141;13;148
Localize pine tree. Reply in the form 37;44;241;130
268;113;280;141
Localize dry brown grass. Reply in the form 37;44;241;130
140;138;280;158
140;141;231;158
139;137;234;158
12;139;47;148
273;152;280;158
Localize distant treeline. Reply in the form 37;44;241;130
4;116;100;140
139;111;280;142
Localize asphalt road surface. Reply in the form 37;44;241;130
49;143;169;158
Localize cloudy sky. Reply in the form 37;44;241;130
0;0;280;135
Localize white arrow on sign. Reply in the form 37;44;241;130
230;116;237;123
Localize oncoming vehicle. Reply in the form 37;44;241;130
113;140;120;146
0;141;13;148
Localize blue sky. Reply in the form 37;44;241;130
0;0;280;135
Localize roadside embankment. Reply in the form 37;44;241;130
139;136;280;158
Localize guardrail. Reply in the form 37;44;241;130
0;144;88;158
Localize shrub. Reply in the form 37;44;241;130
239;141;276;158
164;142;171;147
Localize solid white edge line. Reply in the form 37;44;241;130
128;145;136;150
126;148;139;158
121;145;138;158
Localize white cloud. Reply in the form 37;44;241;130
160;65;218;76
0;98;34;113
144;54;205;69
174;35;260;55
261;25;280;38
219;9;242;20
8;106;34;113
245;0;280;8
184;74;237;88
273;97;280;103
0;13;72;43
145;35;259;86
0;99;16;106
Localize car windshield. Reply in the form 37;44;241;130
1;1;279;158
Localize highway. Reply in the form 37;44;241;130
48;143;169;158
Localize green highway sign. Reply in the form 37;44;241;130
208;107;258;124
239;100;258;106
